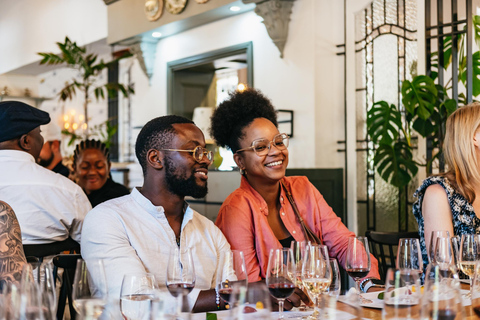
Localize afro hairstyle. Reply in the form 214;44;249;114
210;88;278;153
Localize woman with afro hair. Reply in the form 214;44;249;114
210;88;380;291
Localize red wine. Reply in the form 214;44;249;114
218;288;233;302
167;283;194;297
430;309;456;320
346;268;369;280
268;283;295;299
474;306;480;317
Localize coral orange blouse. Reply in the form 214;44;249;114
215;175;380;282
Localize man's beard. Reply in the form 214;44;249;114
164;156;208;198
38;153;54;168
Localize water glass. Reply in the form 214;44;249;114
120;273;158;320
383;268;421;320
422;262;464;320
229;283;271;320
72;259;108;319
396;238;423;275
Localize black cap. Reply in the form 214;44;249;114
0;101;51;143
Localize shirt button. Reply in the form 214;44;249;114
293;230;296;234
281;212;285;216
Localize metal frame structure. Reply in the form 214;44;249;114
425;0;473;173
354;0;417;232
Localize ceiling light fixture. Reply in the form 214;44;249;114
230;6;241;12
152;32;162;38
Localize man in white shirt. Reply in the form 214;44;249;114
0;101;91;245
81;115;231;312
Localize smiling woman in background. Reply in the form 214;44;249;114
73;139;130;207
210;88;380;294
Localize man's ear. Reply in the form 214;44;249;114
233;153;245;171
147;149;163;170
18;134;31;152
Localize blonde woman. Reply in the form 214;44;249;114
413;103;480;269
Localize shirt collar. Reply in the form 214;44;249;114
131;187;193;228
0;149;36;162
239;175;287;215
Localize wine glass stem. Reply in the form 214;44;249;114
177;294;183;316
278;299;284;319
470;277;474;298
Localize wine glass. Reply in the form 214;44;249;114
72;259;108;319
345;236;371;302
471;262;480;318
301;244;331;320
435;236;456;268
289;241;310;311
166;247;195;318
459;234;479;297
216;250;247;305
20;263;47;320
120;273;157;320
396;238;423;275
429;230;450;263
266;248;296;320
328;258;341;299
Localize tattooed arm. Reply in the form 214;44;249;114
0;201;26;288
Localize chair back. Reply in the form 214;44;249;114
53;254;82;320
23;237;80;261
365;230;420;281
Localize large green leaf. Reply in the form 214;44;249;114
402;75;437;119
374;141;418;188
474;15;480;48
367;101;403;145
460;51;480;97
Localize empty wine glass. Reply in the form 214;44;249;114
301;244;331;320
471;262;480;318
289;241;310;310
459;234;479;298
328;258;341;299
396;238;423;275
429;231;450;263
266;248;296;320
72;259;108;319
20;263;47;320
346;236;371;303
120;273;157;320
216;250;247;305
435;236;456;268
166;247;195;319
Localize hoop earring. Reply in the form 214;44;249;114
239;168;246;175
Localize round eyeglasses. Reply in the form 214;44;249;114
236;133;289;157
158;146;214;163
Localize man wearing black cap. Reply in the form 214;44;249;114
0;101;91;245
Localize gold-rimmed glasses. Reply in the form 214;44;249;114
236;133;289;156
158;146;213;163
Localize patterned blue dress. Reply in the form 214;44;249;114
413;176;480;271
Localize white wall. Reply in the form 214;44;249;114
0;0;107;74
130;0;346;169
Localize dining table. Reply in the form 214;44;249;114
188;283;476;320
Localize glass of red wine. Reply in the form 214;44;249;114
166;247;196;319
266;248;296;320
216;250;248;305
345;236;371;302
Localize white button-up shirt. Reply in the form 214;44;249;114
0;150;91;244
81;187;231;309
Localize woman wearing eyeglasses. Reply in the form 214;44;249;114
210;88;380;293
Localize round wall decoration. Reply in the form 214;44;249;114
165;0;188;15
145;0;164;21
